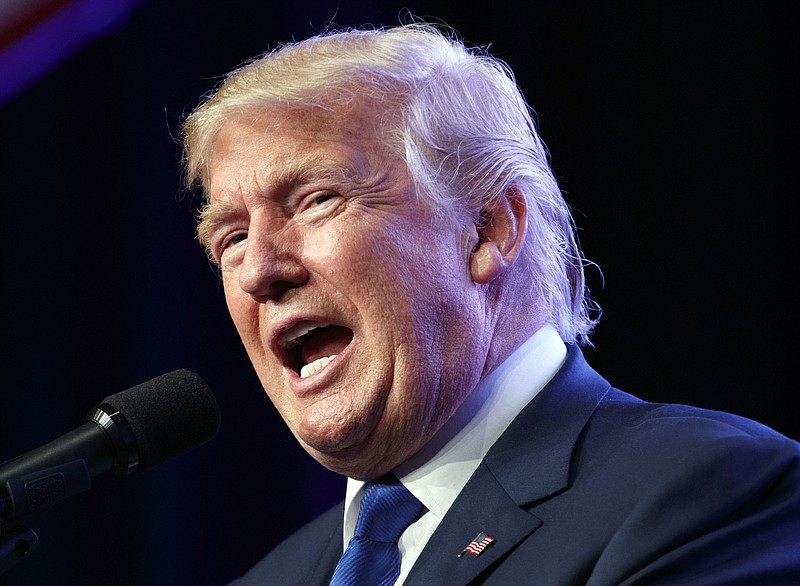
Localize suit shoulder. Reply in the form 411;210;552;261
596;386;797;447
583;387;800;504
561;389;800;582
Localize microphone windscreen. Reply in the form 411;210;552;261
101;369;220;471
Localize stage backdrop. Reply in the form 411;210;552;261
1;1;796;584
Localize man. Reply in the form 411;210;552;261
182;23;800;585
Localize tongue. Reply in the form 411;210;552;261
301;326;353;364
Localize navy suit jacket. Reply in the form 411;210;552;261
231;346;800;585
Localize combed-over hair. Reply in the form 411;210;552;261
182;23;600;345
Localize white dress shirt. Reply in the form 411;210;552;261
340;325;567;584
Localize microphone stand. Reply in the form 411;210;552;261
0;460;91;574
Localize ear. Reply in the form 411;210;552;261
469;186;527;285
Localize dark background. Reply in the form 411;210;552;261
1;1;797;584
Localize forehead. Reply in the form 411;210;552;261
208;104;392;199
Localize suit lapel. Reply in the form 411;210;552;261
405;463;542;584
305;528;342;585
301;506;344;585
406;346;610;584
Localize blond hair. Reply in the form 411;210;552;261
182;23;600;344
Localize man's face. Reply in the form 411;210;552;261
202;104;491;479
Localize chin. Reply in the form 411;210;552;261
297;425;407;480
294;412;369;454
300;442;377;479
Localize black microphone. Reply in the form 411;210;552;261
0;369;220;527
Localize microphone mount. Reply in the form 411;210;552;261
0;459;91;574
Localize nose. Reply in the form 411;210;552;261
238;225;308;302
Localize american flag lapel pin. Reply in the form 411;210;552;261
458;531;496;558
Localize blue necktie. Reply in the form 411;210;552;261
330;475;424;586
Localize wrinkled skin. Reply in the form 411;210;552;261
201;103;524;479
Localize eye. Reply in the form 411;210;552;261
224;232;248;248
216;231;247;266
297;190;342;217
312;192;336;206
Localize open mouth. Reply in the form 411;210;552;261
280;321;354;378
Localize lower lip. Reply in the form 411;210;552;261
286;339;354;396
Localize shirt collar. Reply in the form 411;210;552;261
342;325;567;541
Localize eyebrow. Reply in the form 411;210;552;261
197;200;240;252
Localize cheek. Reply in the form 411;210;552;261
222;276;260;341
221;275;242;319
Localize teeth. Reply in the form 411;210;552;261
300;355;337;378
281;321;329;348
